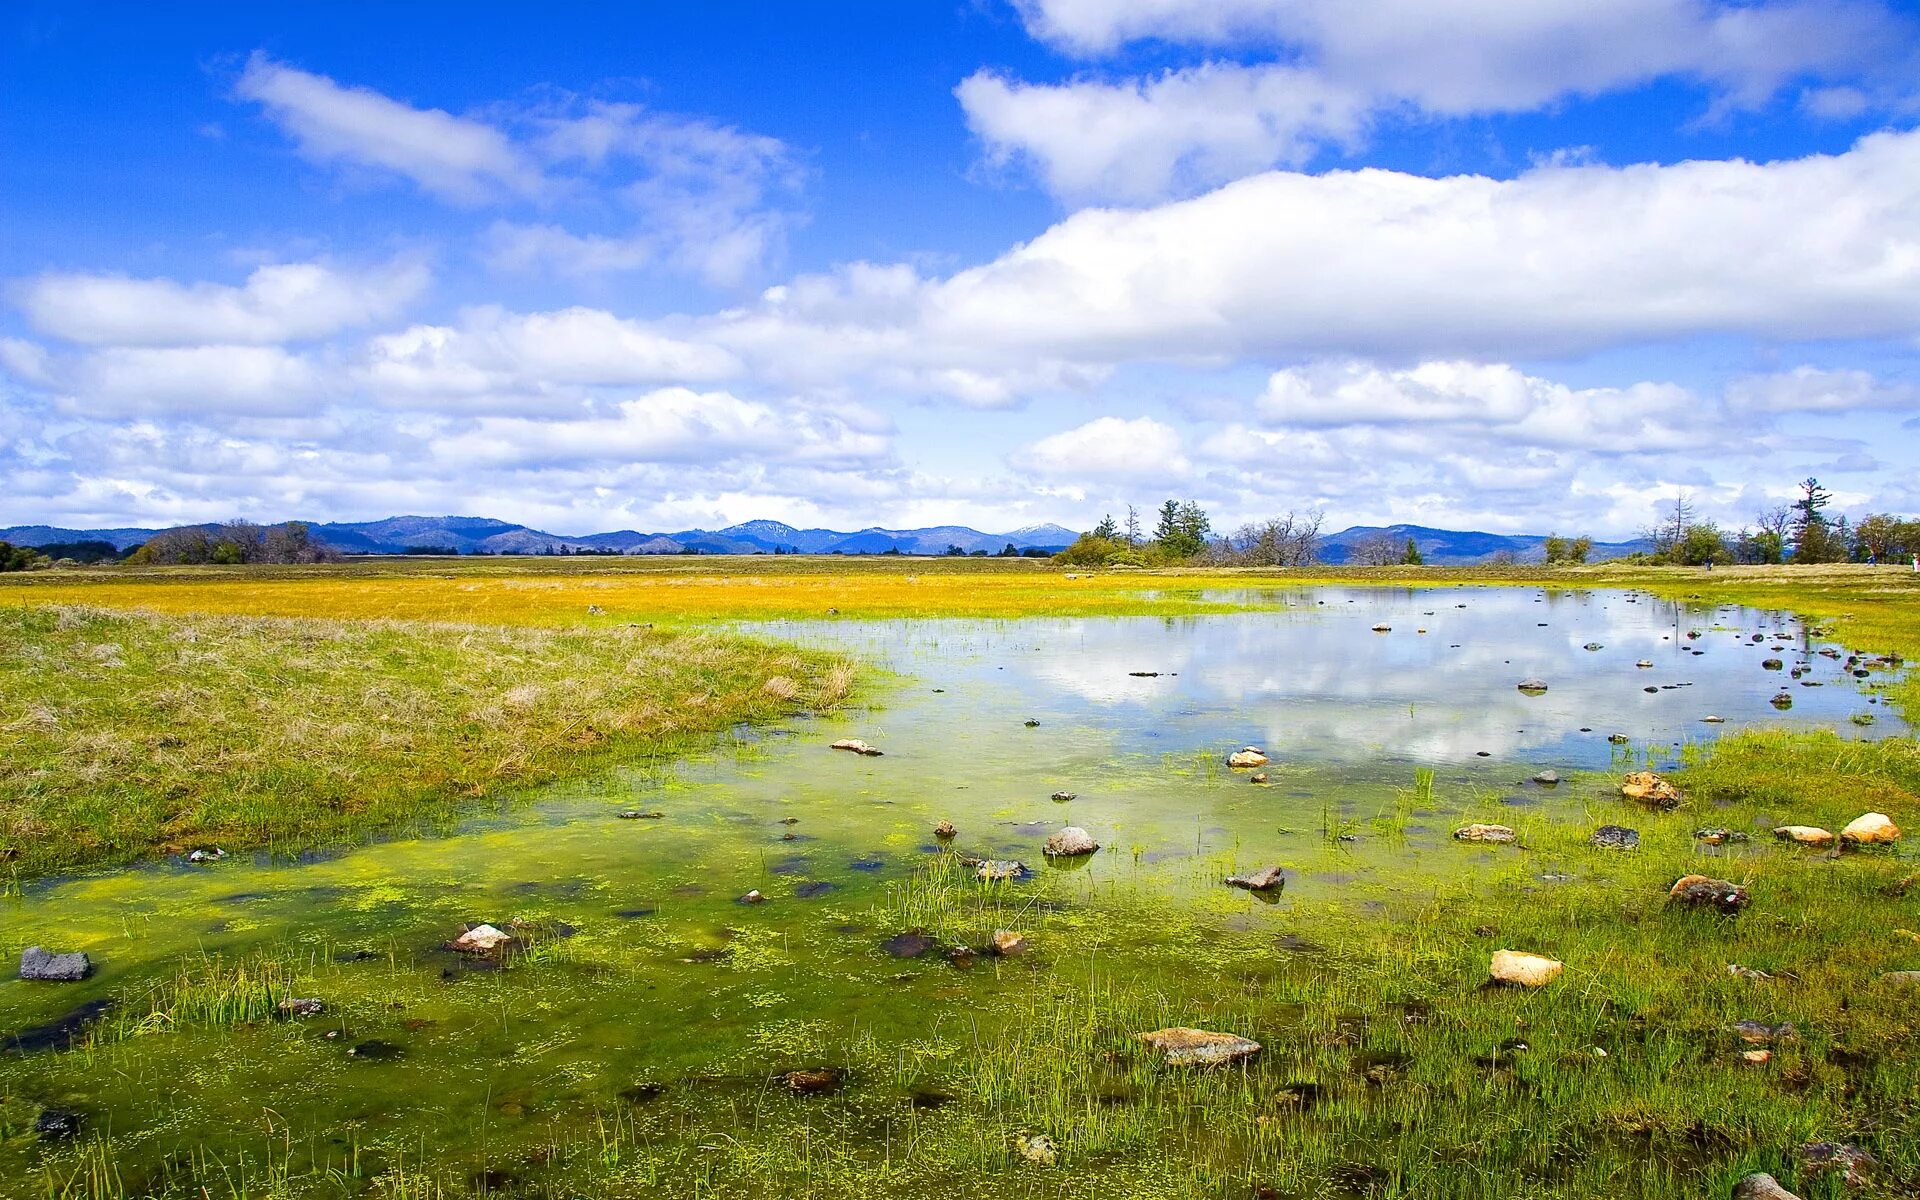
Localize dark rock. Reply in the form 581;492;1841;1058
1589;825;1640;851
347;1039;404;1060
5;998;112;1053
1050;791;1077;802
881;931;938;958
1225;865;1286;892
1694;827;1749;845
35;1108;81;1140
1800;1141;1875;1185
1733;1020;1796;1045
794;880;833;898
781;1068;840;1095
1517;678;1549;693
933;821;957;839
1668;875;1749;914
19;947;92;982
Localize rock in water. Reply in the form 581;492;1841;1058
1840;812;1901;845
277;997;325;1018
1532;770;1560;785
1589;825;1640;850
447;925;514;954
1015;1134;1058;1165
977;860;1028;882
35;1108;82;1140
1694;827;1749;845
1228;747;1270;769
782;1068;840;1095
990;930;1028;956
1050;790;1076;802
1225;865;1287;892
739;890;767;904
1043;827;1099;857
1733;1173;1802;1200
1773;825;1835;846
1620;772;1682;809
1517;678;1549;694
933;820;957;839
19;948;92;982
1669;875;1750;913
830;739;883;756
1454;824;1517;844
1136;1027;1262;1066
1489;950;1562;987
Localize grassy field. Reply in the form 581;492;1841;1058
0;606;853;880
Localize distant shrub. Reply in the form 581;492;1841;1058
128;520;342;566
0;540;49;571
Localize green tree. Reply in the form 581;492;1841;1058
1400;537;1423;565
1091;513;1119;540
1791;478;1843;563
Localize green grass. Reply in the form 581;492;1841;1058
0;605;854;880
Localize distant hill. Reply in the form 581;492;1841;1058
3;515;1643;564
1316;524;1652;566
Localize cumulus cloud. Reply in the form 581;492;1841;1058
62;345;324;417
16;258;429;346
1725;365;1920;412
980;0;1917;199
1010;415;1190;481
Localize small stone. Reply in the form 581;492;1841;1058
1739;1049;1772;1065
1607;733;1631;744
1228;747;1270;769
447;924;514;954
1517;678;1549;693
1489;950;1562;987
1015;1134;1058;1166
1636;659;1655;668
740;890;767;904
933;821;957;839
1840;812;1900;845
1621;771;1682;809
1732;1020;1795;1045
1371;624;1391;632
1583;643;1604;651
1454;823;1517;844
1044;827;1099;857
1733;1173;1801;1200
1800;1142;1874;1186
1532;770;1560;785
1762;658;1784;670
1225;865;1287;891
1250;772;1269;784
1773;825;1835;846
1771;691;1794;708
35;1108;82;1140
782;1068;840;1095
990;930;1028;956
277;997;325;1018
1024;719;1040;727
1136;1027;1262;1066
1881;970;1920;986
1669;875;1749;914
830;739;883;756
977;859;1028;882
1702;715;1726;724
1050;790;1076;802
1589;825;1639;851
19;947;92;982
1694;827;1749;845
617;809;664;820
185;847;226;863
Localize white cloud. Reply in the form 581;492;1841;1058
63;345;324;417
362;306;741;411
16;258;429;347
0;337;54;386
959;63;1367;202
1725;365;1920;412
235;53;542;203
984;0;1916;199
1010;415;1190;481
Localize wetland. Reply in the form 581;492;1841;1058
1;569;1915;1199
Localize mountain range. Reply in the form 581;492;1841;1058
0;516;1083;558
3;516;1656;564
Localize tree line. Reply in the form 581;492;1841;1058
1057;500;1322;567
128;521;342;566
1641;478;1918;566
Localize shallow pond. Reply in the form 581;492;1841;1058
0;586;1903;1198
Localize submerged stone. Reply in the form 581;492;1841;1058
1453;824;1517;844
1774;825;1836;846
35;1108;81;1140
881;931;937;958
1136;1027;1262;1066
1015;1133;1058;1165
5;998;112;1053
19;947;92;982
782;1068;841;1095
977;859;1029;882
277;997;325;1018
1694;828;1749;845
347;1039;403;1061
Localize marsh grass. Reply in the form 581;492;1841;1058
0;605;853;879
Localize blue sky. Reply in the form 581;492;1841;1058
5;0;1920;538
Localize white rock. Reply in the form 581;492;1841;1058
1773;825;1836;846
1840;812;1901;844
1454;823;1517;844
1490;949;1563;988
449;924;513;953
1227;748;1269;769
1043;826;1099;857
